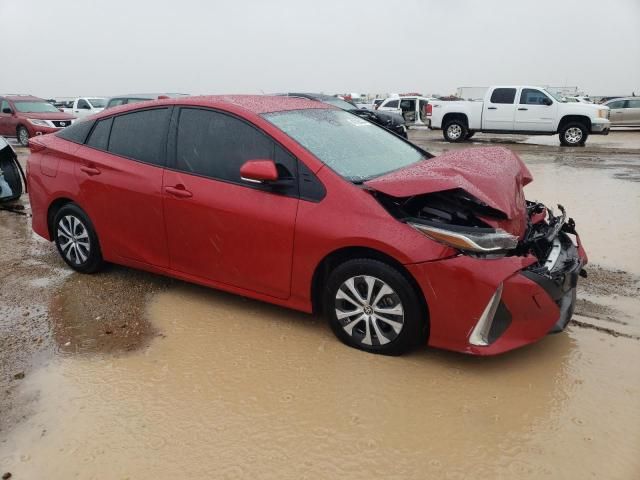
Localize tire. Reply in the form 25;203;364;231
53;203;103;273
17;126;30;147
324;258;427;355
443;119;468;143
559;122;588;146
465;131;475;140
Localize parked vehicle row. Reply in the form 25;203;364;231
27;95;587;356
427;85;611;146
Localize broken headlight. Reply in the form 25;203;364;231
408;221;518;253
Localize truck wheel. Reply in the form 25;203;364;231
443;120;468;142
17;126;30;147
465;131;475;140
559;122;588;146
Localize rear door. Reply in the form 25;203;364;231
74;107;171;267
482;88;517;130
623;99;640;126
163;107;299;299
514;88;557;131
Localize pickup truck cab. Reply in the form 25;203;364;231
427;86;610;146
377;95;431;126
62;97;106;118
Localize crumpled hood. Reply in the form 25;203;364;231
365;146;533;237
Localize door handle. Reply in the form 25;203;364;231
518;107;528;111
165;185;193;198
80;165;101;176
487;107;497;110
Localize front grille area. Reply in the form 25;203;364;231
52;120;71;127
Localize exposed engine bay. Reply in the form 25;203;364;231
371;188;584;272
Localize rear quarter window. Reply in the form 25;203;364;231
56;119;95;144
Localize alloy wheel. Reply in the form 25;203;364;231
564;127;583;144
57;215;91;265
334;275;405;346
447;124;462;140
18;128;29;146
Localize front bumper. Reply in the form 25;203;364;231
406;214;587;355
591;119;610;135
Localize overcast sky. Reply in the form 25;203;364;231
1;0;639;98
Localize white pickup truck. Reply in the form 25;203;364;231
427;86;610;146
62;97;107;118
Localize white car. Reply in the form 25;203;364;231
377;95;432;126
62;97;107;118
427;86;610;146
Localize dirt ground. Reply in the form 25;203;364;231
1;130;639;479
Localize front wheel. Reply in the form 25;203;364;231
324;258;427;355
53;203;104;273
443;120;468;142
17;126;30;147
559;123;588;146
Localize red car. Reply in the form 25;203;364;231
0;95;76;147
27;95;587;356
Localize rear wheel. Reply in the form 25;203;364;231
559;122;588;146
17;126;29;147
443;119;468;142
53;203;103;273
324;258;427;355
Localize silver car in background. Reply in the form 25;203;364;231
604;97;640;126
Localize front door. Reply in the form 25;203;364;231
514;88;557;132
163;107;299;299
74;108;171;267
623;99;640;126
482;88;517;130
607;99;626;125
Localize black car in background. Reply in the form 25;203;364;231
280;93;408;138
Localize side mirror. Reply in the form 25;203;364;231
240;159;278;184
543;97;553;106
2;107;12;114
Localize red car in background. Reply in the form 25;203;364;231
0;95;76;146
26;95;587;356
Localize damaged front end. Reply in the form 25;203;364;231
519;202;588;333
372;187;588;338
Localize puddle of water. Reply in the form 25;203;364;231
2;285;639;479
524;163;640;275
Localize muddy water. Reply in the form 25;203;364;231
1;284;639;479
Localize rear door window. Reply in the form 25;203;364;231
626;99;640;108
107;108;170;166
174;108;297;190
490;88;517;104
86;117;113;150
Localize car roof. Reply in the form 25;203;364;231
2;95;45;102
108;93;189;100
100;94;335;117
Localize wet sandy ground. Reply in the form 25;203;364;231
1;131;639;479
